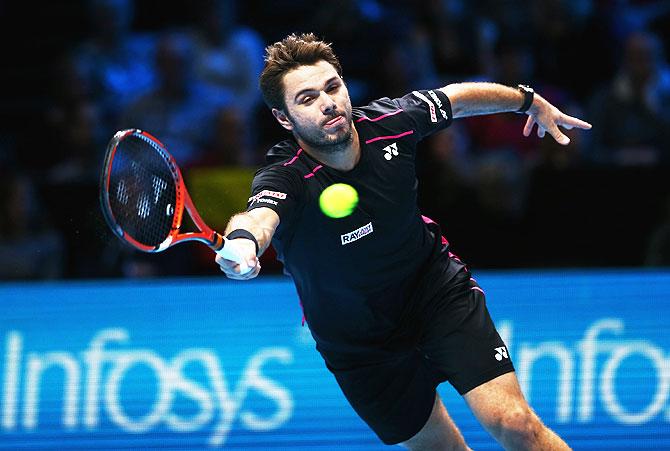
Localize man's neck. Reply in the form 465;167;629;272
297;125;361;171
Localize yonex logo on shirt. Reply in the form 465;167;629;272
383;142;399;160
255;198;278;206
494;346;509;361
341;222;374;245
248;190;287;204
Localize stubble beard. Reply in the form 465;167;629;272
297;124;354;154
289;110;354;154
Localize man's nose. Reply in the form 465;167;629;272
319;91;337;114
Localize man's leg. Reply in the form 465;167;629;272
463;372;571;450
400;393;472;451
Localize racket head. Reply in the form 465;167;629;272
100;129;184;252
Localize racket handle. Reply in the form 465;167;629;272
213;234;252;275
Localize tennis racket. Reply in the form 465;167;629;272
100;128;250;273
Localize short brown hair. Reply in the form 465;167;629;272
259;33;343;110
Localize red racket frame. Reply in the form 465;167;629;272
101;129;225;253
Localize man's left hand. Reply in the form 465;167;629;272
523;95;592;145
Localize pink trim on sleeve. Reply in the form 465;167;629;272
365;130;414;144
356;109;403;123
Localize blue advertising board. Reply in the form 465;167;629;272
1;270;670;449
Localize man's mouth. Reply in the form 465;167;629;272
323;115;345;128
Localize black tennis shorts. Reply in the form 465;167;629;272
326;253;514;445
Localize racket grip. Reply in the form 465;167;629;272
214;235;252;275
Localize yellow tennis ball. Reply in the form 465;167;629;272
319;183;359;218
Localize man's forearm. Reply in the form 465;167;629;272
224;208;278;256
439;82;530;119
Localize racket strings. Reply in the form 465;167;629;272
107;135;178;247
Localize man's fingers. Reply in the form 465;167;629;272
528;102;590;144
560;114;592;130
215;256;239;272
523;116;535;137
215;255;231;266
216;255;255;272
238;262;261;279
220;260;261;280
548;124;570;145
215;239;259;277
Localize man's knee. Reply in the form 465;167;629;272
493;405;543;445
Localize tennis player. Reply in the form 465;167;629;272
217;33;590;450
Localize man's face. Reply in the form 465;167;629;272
275;61;353;151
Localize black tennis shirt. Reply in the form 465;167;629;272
247;89;455;357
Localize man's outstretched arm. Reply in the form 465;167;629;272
439;82;592;145
215;207;280;280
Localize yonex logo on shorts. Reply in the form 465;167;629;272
494;346;509;361
341;222;374;245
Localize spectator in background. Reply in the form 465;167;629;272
200;108;247;166
74;0;156;135
529;0;614;99
418;122;473;202
375;15;440;98
588;30;670;166
419;0;487;80
464;38;541;160
42;55;113;279
310;0;390;102
0;174;63;279
192;0;265;165
45;55;103;184
460;38;543;227
121;32;231;168
417;122;475;239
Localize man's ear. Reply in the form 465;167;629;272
272;108;293;131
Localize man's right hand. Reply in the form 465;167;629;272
215;238;261;280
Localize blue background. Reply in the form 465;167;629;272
1;270;670;450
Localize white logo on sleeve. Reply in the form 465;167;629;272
248;190;287;205
428;90;449;120
383;142;398;160
494;346;509;361
412;90;438;123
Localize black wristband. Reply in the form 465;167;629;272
226;229;259;254
515;84;534;114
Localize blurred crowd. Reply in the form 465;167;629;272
2;0;670;280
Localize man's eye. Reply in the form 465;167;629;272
302;97;313;104
327;85;338;92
